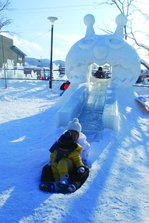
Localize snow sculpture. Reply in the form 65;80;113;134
65;13;140;86
57;13;141;129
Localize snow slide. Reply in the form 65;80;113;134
56;77;119;142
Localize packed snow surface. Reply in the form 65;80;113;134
0;79;149;223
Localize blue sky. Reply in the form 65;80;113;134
4;0;149;61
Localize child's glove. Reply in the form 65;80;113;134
77;166;85;174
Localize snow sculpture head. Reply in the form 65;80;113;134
65;13;140;86
84;14;95;37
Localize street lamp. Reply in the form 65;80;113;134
47;16;58;88
1;35;7;88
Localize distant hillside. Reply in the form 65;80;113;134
25;57;65;67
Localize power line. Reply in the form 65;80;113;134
30;30;50;42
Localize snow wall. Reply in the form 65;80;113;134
56;13;140;133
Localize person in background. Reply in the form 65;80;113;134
60;80;70;96
66;118;91;166
94;66;105;79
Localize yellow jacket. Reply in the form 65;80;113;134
50;143;84;180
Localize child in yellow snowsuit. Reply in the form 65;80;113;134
50;131;86;192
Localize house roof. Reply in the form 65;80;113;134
10;45;26;57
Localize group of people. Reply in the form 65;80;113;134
40;118;91;193
59;67;105;97
40;67;106;192
39;66;108;193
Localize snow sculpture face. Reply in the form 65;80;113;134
65;14;140;86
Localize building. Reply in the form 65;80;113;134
0;35;26;68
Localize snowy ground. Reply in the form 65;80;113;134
0;79;149;223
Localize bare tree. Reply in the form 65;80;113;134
130;30;149;69
0;0;12;32
96;0;149;69
99;0;136;40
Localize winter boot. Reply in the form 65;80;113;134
67;184;77;193
58;174;69;187
39;182;58;192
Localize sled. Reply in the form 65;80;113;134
135;96;149;112
39;164;89;193
133;83;149;87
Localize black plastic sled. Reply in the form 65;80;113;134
39;164;89;194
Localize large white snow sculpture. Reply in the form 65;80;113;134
65;13;140;86
57;13;141;129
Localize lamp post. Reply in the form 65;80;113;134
1;35;7;88
47;16;58;88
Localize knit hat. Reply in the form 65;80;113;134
57;131;76;150
67;118;82;133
